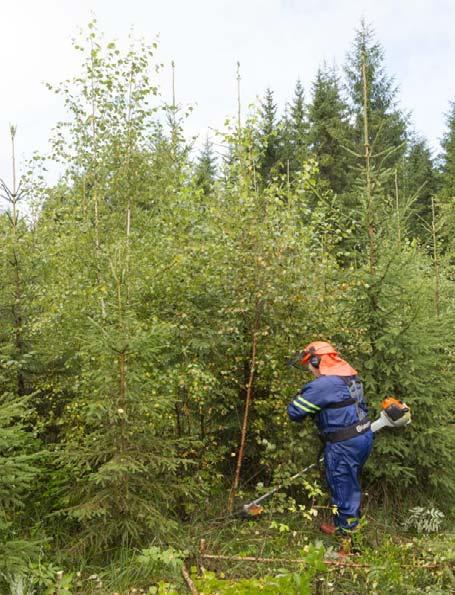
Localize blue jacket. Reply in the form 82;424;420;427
287;375;369;435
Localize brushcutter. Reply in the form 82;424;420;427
242;397;411;519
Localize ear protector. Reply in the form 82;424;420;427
287;347;321;369
307;346;321;368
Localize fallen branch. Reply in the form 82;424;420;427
200;552;369;568
198;541;444;570
182;562;199;594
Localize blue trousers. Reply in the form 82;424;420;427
324;432;373;531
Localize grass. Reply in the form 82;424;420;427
7;500;454;594
187;508;455;594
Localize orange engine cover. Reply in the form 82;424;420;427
382;396;405;410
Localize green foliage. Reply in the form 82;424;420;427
0;18;454;587
281;79;310;183
193;138;218;196
403;507;445;534
0;159;43;581
344;19;408;172
137;546;186;573
307;66;352;195
440;101;455;197
30;24;198;553
256;88;285;183
189;519;455;595
194;544;325;594
402;135;439;242
95;546;187;592
335;193;455;499
438;101;455;263
0;398;41;584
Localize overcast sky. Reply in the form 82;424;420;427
1;0;455;189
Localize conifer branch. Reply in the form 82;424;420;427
340;144;362;158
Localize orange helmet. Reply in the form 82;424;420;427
300;341;357;376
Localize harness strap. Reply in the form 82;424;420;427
325;397;356;409
342;376;368;421
323;419;371;443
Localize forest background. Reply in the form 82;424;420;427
0;17;454;594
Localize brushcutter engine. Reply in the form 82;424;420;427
370;397;411;432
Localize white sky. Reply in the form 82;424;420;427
1;0;455;190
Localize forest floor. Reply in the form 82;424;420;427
55;503;455;594
185;512;455;594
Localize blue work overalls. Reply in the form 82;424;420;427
287;375;373;531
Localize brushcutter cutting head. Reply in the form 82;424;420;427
241;503;264;519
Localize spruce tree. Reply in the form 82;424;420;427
0;130;41;580
307;66;352;194
0;395;40;580
34;24;194;552
438;101;455;259
282;79;309;182
402;135;439;242
344;20;408;175
256;88;283;183
337;49;455;503
440;102;455;189
193;138;217;196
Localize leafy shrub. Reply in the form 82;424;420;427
403;507;445;533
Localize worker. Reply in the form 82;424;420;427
287;341;373;537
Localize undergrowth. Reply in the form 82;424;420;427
4;505;454;594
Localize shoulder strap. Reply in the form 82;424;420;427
324;376;361;409
325;397;356;409
341;376;368;421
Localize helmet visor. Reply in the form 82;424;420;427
299;350;312;365
287;351;307;368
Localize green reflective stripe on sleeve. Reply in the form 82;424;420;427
292;400;314;413
296;396;321;411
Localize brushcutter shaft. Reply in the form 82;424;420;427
244;459;322;510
